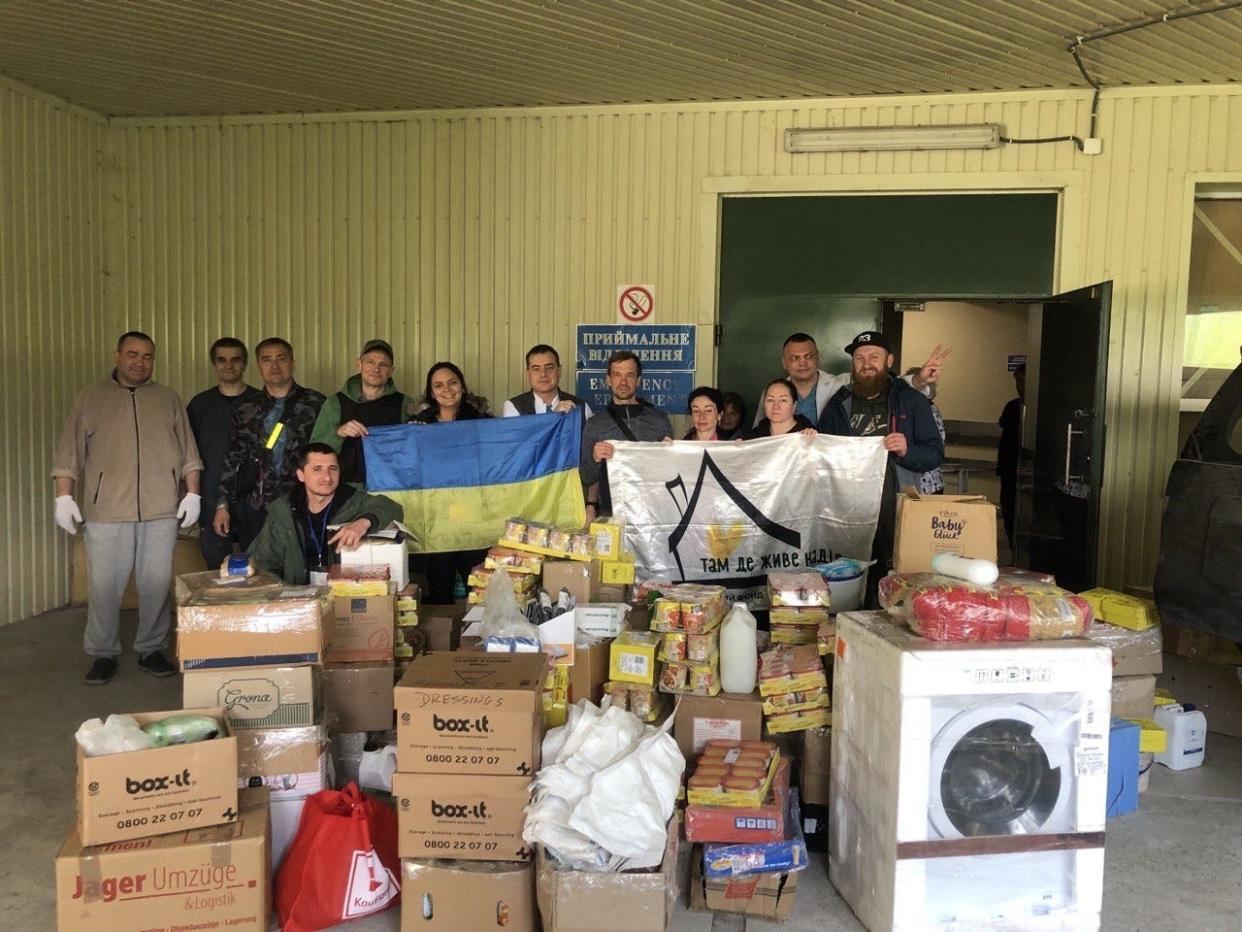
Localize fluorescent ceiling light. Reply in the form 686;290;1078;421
784;124;1003;153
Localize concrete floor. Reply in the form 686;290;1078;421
10;607;1242;931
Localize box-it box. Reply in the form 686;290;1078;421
394;772;532;861
395;652;545;776
56;787;270;932
893;489;997;573
76;707;239;846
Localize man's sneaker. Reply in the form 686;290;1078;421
138;651;177;678
85;657;118;685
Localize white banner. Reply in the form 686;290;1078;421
609;435;888;602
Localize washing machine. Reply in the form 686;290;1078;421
829;611;1111;931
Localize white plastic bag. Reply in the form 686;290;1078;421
478;570;541;642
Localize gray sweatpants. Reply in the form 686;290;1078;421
83;518;178;658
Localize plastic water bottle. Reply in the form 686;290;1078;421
1154;703;1207;771
720;604;759;694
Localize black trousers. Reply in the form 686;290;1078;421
422;549;488;604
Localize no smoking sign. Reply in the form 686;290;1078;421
617;284;655;323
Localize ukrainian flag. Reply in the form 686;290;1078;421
361;415;586;552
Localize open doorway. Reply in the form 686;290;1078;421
717;192;1110;589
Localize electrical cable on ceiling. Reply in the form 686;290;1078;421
1002;1;1242;150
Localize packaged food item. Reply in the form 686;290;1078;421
687;630;719;662
659;631;688;662
762;688;829;715
814;621;833;656
686;741;780;808
609;630;662;684
603;680;662;721
484;546;544;575
768;572;831;608
878;573;1093;641
758;645;827;697
502;517;528;544
568;530;593;558
524;522;552;548
659;662;688;692
770;624;818;646
659;652;721;696
651;598;683;632
769;606;830;626
766;708;831;733
546;526;573;554
702;788;809;879
686;759;789;844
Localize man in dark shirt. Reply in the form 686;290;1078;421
997;364;1026;550
187;337;262;568
819;331;945;605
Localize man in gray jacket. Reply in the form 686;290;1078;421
52;332;204;685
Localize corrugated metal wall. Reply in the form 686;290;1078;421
7;84;1241;617
0;78;105;625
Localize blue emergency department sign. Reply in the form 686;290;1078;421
575;324;697;414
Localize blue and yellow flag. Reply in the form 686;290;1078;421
361;415;586;553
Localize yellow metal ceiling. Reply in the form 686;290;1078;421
1;0;1241;117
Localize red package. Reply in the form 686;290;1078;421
685;759;789;844
879;573;1092;641
276;783;401;932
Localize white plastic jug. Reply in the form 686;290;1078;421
720;604;759;694
1153;703;1207;771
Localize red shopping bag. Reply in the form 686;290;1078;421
275;782;401;931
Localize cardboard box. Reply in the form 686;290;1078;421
800;724;831;806
72;535;206;608
596;583;630;603
182;664;319;730
175;571;333;670
543;560;601;604
323;661;396;732
1162;621;1242;665
1112;674;1157;720
56;787;269;932
690;857;798;920
76;707;239;846
609;631;662;685
599;554;636;585
536;818;681;932
1159;654;1242;737
394;772;531;861
572;603;630;639
1078;588;1159;631
1086;622;1163;677
673;691;764;760
236;724;327;800
331;594;396;661
341;521;414;590
395;652;545;776
568;639;613;705
401;858;535;931
418;602;470;651
893;489;998;573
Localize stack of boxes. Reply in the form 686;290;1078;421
648;584;728;698
394;652;545;928
56;705;271;930
175;570;333;868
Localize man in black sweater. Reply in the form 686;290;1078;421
187;337;261;568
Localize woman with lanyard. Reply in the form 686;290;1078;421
409;361;493;603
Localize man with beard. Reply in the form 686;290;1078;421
819;331;945;604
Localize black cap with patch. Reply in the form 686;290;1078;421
844;330;892;356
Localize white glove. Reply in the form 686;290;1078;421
177;492;202;529
55;495;83;535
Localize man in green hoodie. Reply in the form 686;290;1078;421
310;339;420;487
248;442;404;585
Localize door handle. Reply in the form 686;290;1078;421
1064;420;1087;485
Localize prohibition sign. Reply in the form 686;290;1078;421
618;285;654;322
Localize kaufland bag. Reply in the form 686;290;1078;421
275;782;400;931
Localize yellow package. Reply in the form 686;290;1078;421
609;630;662;685
1078;588;1159;631
600;553;637;585
1130;718;1169;753
766;708;832;733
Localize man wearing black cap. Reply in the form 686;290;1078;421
310;339;420;487
820;330;946;604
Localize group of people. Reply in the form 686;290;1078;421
52;327;949;685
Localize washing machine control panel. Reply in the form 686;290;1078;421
970;664;1053;686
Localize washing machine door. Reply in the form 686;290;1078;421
927;703;1074;839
